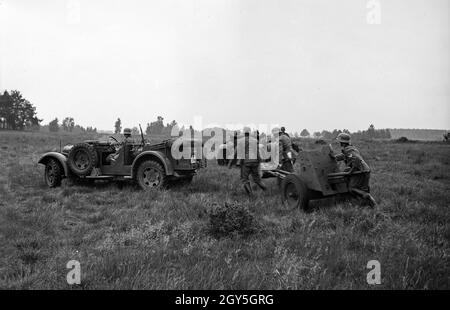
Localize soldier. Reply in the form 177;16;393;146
273;127;295;172
280;126;290;138
107;128;132;163
229;127;266;196
331;133;376;206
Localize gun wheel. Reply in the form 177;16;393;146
281;174;310;211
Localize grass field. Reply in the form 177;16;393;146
0;130;449;289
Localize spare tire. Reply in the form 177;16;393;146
67;143;98;176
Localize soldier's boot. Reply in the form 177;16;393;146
256;181;267;191
243;183;253;197
366;194;377;208
351;188;376;207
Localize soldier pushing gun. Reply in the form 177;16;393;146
329;133;377;207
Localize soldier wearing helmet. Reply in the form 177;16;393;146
331;132;376;206
229;126;266;196
107;128;133;163
280;126;290;138
123;128;132;139
272;126;296;173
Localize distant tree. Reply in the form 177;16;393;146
294;132;299;138
300;129;310;137
332;129;342;139
131;127;139;135
0;90;41;130
343;129;350;134
313;131;321;138
145;122;151;135
49;118;59;132
62;117;75;132
86;126;97;133
114;118;122;134
164;120;178;135
367;124;376;139
147;116;164;135
73;124;86;133
385;129;392;139
321;130;333;140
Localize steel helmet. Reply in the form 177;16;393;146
336;132;351;144
123;128;132;136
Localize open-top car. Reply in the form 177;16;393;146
38;128;206;190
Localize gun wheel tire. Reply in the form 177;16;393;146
44;159;62;188
67;143;98;177
136;160;167;190
281;174;310;211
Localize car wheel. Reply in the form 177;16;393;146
136;160;167;190
67;143;98;177
281;174;310;211
44;159;62;188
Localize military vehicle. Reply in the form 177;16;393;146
261;145;374;211
38;126;206;190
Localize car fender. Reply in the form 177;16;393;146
38;152;69;177
131;151;174;178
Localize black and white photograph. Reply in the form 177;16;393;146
0;0;449;295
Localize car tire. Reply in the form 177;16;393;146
67;143;98;177
44;158;62;188
136;160;167;190
281;174;310;211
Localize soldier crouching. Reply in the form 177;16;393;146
331;133;377;207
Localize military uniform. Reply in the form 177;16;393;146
279;132;295;172
107;129;132;163
333;133;376;206
232;132;266;195
335;145;371;192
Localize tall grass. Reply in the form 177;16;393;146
0;131;449;289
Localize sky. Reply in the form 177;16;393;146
0;0;449;133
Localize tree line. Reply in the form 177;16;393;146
113;116;391;142
0;89;98;133
114;116;179;136
45;117;97;133
1;89;392;140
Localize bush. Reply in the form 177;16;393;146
207;202;259;238
396;137;409;143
